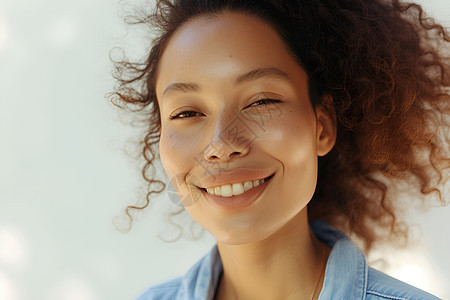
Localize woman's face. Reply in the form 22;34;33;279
156;12;335;245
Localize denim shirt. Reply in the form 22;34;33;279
135;221;440;300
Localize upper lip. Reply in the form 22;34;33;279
195;168;275;189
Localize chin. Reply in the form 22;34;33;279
215;231;271;245
209;220;284;246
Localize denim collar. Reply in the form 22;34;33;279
313;221;368;300
176;220;368;300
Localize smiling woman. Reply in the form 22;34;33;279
109;0;449;299
157;14;336;251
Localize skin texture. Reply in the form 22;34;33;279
156;12;336;300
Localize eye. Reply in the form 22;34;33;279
248;98;282;107
169;110;203;120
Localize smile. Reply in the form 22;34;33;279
201;174;274;197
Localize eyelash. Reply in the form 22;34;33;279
169;98;281;120
248;98;282;107
169;111;202;119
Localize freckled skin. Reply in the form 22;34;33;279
157;13;335;244
156;12;336;300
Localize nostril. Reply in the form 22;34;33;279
230;151;241;158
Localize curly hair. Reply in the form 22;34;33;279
109;0;450;251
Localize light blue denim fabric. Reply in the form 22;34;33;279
135;221;440;300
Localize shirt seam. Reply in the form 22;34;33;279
366;290;409;300
362;253;368;300
177;285;184;300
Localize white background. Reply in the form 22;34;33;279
0;0;449;299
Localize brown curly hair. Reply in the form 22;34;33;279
109;0;450;251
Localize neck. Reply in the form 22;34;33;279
215;210;329;300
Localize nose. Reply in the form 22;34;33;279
202;115;253;162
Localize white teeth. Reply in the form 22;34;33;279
232;183;244;195
221;185;233;197
205;177;271;197
214;186;221;195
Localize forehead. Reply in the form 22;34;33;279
156;12;301;94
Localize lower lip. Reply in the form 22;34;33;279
200;176;273;212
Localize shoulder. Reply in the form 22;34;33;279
134;245;222;300
366;267;440;300
134;276;182;300
310;221;440;300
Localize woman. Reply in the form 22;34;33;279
110;0;449;299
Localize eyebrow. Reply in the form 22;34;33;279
235;67;289;84
161;67;289;98
162;82;200;98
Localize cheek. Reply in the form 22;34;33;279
255;109;319;198
159;127;202;179
253;109;317;161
